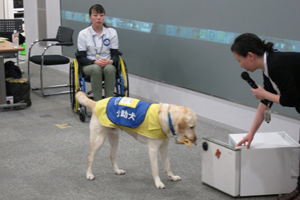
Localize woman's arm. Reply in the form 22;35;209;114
237;102;268;148
251;85;280;104
77;30;95;66
77;50;95;66
110;49;119;66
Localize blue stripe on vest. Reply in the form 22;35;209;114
106;97;152;128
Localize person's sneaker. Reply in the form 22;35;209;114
277;189;299;200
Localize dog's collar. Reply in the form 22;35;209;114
168;112;178;141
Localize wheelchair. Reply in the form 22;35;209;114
69;51;129;122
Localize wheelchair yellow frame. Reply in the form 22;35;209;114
119;56;128;97
73;58;79;113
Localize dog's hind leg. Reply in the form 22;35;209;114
107;128;125;175
159;140;181;181
87;116;109;180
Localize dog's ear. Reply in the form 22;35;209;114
176;117;188;134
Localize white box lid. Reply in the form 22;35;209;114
229;131;300;149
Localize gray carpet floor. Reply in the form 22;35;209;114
0;57;278;200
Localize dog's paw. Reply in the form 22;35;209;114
155;181;165;189
170;175;181;181
87;173;95;180
115;169;126;175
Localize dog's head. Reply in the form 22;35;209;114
159;104;197;142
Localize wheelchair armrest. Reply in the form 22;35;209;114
41;38;58;42
54;42;73;46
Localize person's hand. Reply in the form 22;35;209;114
98;59;108;68
236;133;254;149
94;59;111;68
251;85;266;100
98;59;113;68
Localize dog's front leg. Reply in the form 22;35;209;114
159;141;181;181
148;143;165;189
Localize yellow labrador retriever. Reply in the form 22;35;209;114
76;91;197;189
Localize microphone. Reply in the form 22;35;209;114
241;72;258;89
241;71;270;107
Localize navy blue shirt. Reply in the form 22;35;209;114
263;51;300;114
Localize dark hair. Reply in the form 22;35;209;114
89;4;107;27
231;33;274;57
89;4;105;16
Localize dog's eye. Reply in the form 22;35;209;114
190;126;194;129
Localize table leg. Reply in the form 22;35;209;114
0;54;7;104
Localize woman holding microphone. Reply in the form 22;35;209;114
231;33;300;200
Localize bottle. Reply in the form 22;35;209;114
12;30;19;48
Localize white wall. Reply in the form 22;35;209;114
24;0;61;56
23;0;300;142
0;0;14;19
24;0;37;52
44;0;62;55
0;0;5;19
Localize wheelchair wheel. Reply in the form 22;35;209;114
69;61;76;110
79;106;86;122
69;59;79;113
118;56;129;97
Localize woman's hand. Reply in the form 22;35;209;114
236;133;254;149
251;85;266;100
95;59;113;68
251;85;280;104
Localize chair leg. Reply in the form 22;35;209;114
40;62;45;96
40;63;70;96
27;59;31;83
28;61;70;97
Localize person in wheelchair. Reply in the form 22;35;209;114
77;4;119;101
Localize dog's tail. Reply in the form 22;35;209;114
75;91;96;110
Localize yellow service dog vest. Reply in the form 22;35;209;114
95;97;167;139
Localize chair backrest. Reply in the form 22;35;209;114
0;19;23;33
56;26;74;44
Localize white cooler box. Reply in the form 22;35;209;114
201;131;299;197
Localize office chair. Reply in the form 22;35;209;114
27;26;74;97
